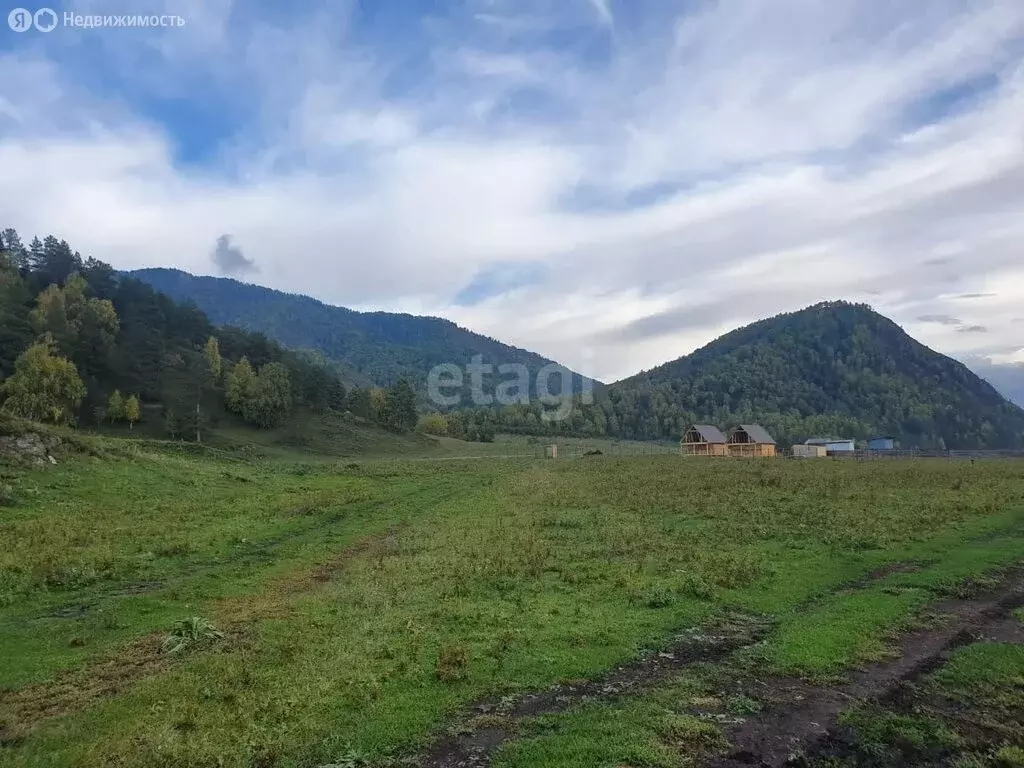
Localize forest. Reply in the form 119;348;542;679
0;229;416;438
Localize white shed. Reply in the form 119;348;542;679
804;437;856;453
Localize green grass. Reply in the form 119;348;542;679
929;642;1024;713
496;702;724;768
92;407;445;460
1;444;1023;767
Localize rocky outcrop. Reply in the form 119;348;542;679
0;431;61;466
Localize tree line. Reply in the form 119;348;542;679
0;229;416;438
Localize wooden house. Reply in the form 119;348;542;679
726;424;777;457
680;425;728;456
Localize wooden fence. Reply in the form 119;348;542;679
783;448;1024;460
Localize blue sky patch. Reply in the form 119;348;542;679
453;262;548;306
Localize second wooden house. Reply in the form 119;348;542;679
726;424;777;457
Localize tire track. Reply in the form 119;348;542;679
705;570;1024;767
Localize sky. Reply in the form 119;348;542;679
2;0;1024;384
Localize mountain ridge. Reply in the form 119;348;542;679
130;268;596;393
126;270;1024;449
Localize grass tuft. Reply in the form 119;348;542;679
436;644;470;682
160;616;224;655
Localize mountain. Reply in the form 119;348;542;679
122;272;1023;449
130;269;592;395
598;301;1024;449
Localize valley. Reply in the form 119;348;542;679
1;430;1022;767
6;5;1024;767
3;233;1024;767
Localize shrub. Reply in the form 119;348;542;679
996;746;1024;768
642;586;674;608
681;573;716;601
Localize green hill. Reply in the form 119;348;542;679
601;301;1024;449
450;301;1024;448
130;268;593;394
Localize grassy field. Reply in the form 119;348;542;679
93;410;672;462
1;433;1022;767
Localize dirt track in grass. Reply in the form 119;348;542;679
412;561;930;768
417;613;773;768
705;570;1024;768
413;569;1024;768
0;529;398;744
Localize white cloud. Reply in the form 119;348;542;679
1;0;1023;383
586;0;613;28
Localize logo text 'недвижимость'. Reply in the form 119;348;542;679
8;8;186;32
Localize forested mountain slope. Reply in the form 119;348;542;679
0;229;422;438
603;301;1024;448
131;269;591;392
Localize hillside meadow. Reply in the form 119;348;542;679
0;439;1023;767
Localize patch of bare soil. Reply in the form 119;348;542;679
846;561;928;590
0;634;165;745
703;572;1024;768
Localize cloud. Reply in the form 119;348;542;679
957;324;989;333
917;314;962;325
211;234;256;275
2;0;1024;382
587;0;614;27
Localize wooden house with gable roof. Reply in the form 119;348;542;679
680;424;729;456
726;424;777;457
